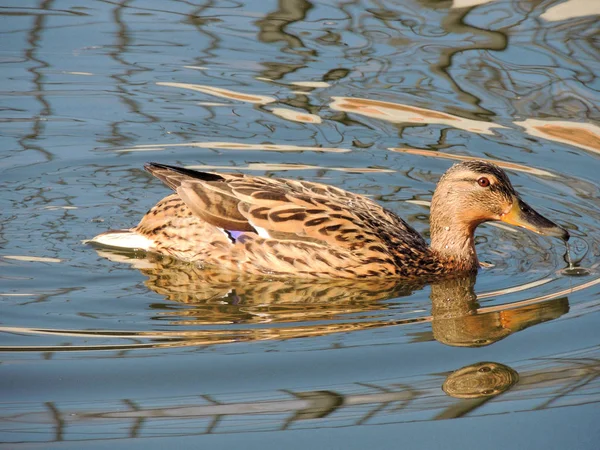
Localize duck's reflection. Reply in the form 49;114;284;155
95;247;569;347
430;274;569;347
4;252;581;443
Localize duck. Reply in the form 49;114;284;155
90;161;569;279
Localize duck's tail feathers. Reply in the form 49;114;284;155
86;229;154;251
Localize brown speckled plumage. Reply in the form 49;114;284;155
92;161;568;279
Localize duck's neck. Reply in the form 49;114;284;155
429;200;479;273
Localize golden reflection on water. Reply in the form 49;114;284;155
2;250;574;351
154;82;600;153
115;142;351;153
516;119;600;155
330;96;506;135
452;0;494;8
270;107;322;124
540;0;600;21
289;81;330;88
453;0;600;21
156;82;276;104
185;163;395;173
3;255;63;263
389;148;557;178
255;78;331;89
431;277;568;347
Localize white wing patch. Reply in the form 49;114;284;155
88;230;154;251
248;221;271;239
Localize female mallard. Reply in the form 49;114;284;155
91;161;568;278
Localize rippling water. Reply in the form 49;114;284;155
1;0;599;448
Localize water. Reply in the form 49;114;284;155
1;0;600;448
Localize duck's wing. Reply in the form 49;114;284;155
145;163;254;232
144;163;423;252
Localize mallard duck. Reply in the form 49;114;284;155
90;161;568;278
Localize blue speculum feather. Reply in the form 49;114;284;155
226;230;244;242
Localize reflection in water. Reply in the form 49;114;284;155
452;0;495;8
75;249;569;349
289;81;330;88
3;0;600;445
95;249;421;325
330;97;506;135
271;107;322;124
2;349;598;443
112;0;158;145
5;246;571;351
3;255;63;263
156;82;276;104
430;274;569;347
14;0;53;162
255;0;315;81
442;362;519;399
184;163;394;172
516;119;600;155
454;0;600;20
157;78;327;129
115;142;351;153
540;0;600;21
389;148;557;178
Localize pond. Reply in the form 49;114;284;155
1;0;599;448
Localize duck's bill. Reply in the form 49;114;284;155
500;197;569;241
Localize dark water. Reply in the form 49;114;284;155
1;0;600;448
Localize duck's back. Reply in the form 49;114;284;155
93;164;441;278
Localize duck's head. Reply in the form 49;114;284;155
430;160;569;268
432;160;569;240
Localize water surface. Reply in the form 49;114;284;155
1;0;600;448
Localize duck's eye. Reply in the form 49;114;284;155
477;177;490;187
